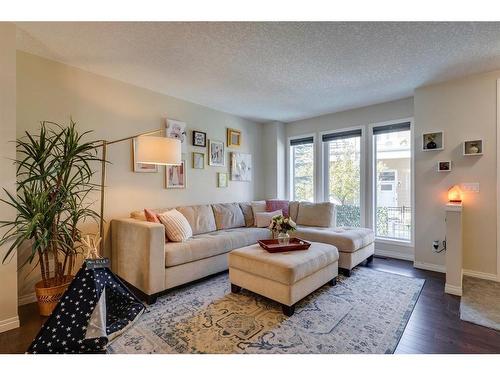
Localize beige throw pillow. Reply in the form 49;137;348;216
251;200;267;226
255;209;282;228
158;209;193;242
296;202;335;227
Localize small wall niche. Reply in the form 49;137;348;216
422;131;444;151
463;140;483;156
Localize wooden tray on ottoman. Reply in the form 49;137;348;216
258;238;311;253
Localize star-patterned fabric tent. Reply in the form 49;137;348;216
27;262;145;354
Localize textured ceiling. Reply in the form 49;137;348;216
15;22;500;123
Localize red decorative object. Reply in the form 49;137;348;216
144;208;161;223
266;199;289;217
258;238;311;253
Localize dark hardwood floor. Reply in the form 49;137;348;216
1;257;499;354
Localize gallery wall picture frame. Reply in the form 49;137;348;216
463;139;483;156
192;130;207;147
437;161;452;172
166;118;187;153
209;139;225;166
217;172;229;188
192;152;205;169
227;128;242;147
165;160;186;189
230;152;252;181
422;131;444;151
132;138;159;173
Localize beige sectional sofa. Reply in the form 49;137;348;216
111;201;374;304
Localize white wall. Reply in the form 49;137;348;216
414;70;499;278
285;98;415;259
263;121;286;199
0;23;19;333
16;51;266;300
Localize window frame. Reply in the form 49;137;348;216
320;125;366;227
287;133;316;202
369;118;415;246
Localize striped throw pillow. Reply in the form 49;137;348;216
158;209;193;242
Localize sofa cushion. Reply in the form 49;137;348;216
228;242;339;285
239;202;254;227
266;199;290;217
293;226;374;253
251;200;267;225
176;204;216;235
211;203;245;230
296;202;335;227
164;227;271;267
288;201;300;222
158;209;193;242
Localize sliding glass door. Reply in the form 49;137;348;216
373;122;412;242
323;129;362;227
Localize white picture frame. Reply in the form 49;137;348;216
463;139;483;156
132;138;159;173
230;152;252;181
437;161;452;172
209;140;225;167
166;119;187;153
165;160;186;189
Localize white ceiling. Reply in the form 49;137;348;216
15;22;500;123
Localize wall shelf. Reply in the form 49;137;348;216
463;139;483;156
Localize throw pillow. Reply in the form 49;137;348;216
266;199;289;217
144;208;161;223
251;200;267;226
254;209;283;228
157;209;193;242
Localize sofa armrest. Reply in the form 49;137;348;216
111;218;165;295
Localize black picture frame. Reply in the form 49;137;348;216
192;130;207;147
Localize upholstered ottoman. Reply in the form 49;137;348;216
228;242;339;316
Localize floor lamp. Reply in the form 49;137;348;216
95;128;182;253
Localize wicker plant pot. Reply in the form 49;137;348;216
34;275;73;316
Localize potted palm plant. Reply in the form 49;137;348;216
0;120;100;316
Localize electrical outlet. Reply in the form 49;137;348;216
460;182;480;193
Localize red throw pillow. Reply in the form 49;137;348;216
265;200;289;217
144;208;160;223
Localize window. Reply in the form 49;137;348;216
373;122;412;242
322;129;362;227
289;136;314;202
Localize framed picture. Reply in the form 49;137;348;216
230;152;252;181
166;119;187;153
192;130;207;147
209;140;225;166
218;172;228;188
192;152;205;169
132;138;158;173
165;160;186;189
422;131;444;151
437;161;452;172
227;128;242;147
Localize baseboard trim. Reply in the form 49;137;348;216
375;249;414;261
0;316;20;333
445;283;462;296
18;292;37;306
413;261;446;273
463;269;498;282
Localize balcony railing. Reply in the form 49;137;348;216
336;205;412;241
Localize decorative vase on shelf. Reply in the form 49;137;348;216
277;232;290;245
426;140;437;149
469;144;479;154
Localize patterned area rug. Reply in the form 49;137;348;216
109;267;424;354
460;276;500;331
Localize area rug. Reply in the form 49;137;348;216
109;267;424;354
460;276;500;331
